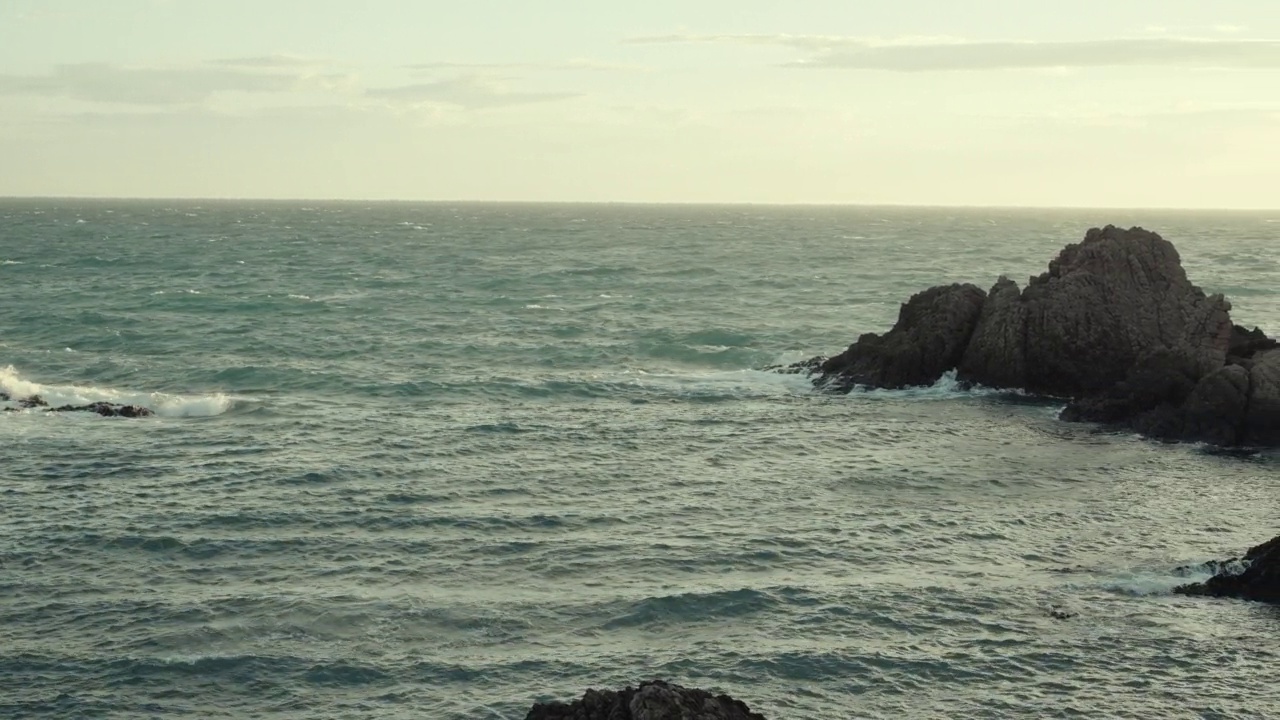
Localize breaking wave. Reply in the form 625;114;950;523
0;365;233;418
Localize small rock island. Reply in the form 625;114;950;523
784;225;1278;448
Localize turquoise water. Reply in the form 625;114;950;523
2;200;1279;719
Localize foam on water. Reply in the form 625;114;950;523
1094;568;1213;597
0;365;233;418
847;369;1030;401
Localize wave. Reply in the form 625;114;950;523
0;366;233;418
602;586;810;630
841;369;1033;402
1084;564;1216;597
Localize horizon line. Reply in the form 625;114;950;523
1;195;1278;213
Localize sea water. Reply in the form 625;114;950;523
2;201;1278;719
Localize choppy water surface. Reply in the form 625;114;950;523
2;201;1279;719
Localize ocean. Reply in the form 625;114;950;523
2;200;1278;719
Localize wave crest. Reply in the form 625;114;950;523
0;365;232;418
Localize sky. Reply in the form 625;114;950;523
2;0;1278;207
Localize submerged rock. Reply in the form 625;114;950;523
1;392;153;418
525;680;767;720
794;225;1276;447
761;356;826;375
1174;534;1280;603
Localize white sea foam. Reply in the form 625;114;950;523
1096;568;1213;597
1;260;23;265
0;365;233;418
621;364;1038;403
847;369;1029;401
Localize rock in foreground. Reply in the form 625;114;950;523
1174;534;1280;603
798;226;1278;446
525;680;767;720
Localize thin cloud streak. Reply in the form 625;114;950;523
627;34;1280;71
0;63;303;105
406;59;651;73
366;75;580;109
211;55;331;69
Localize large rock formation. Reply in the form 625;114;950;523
992;226;1233;396
797;226;1278;446
1175;534;1280;603
525;680;767;720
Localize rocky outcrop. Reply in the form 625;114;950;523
1174;534;1280;603
816;283;986;391
1244;349;1280;445
1;392;153;418
525;680;767;720
956;276;1027;389
1004;226;1232;396
796;225;1277;446
1176;364;1252;446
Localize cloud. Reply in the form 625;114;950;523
211;54;330;69
0;63;308;105
626;34;1280;71
366;75;579;109
0;59;572;116
406;59;650;73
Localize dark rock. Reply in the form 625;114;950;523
800;224;1273;447
1174;557;1245;578
957;276;1027;389
762;356;826;375
814;283;986;391
1229;324;1279;361
1061;347;1203;425
1008;226;1230;396
1244;350;1280;446
0;388;153;418
525;680;767;720
48;402;154;418
1178;364;1251;446
1174;534;1280;603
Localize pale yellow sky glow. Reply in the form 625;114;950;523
2;0;1278;207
